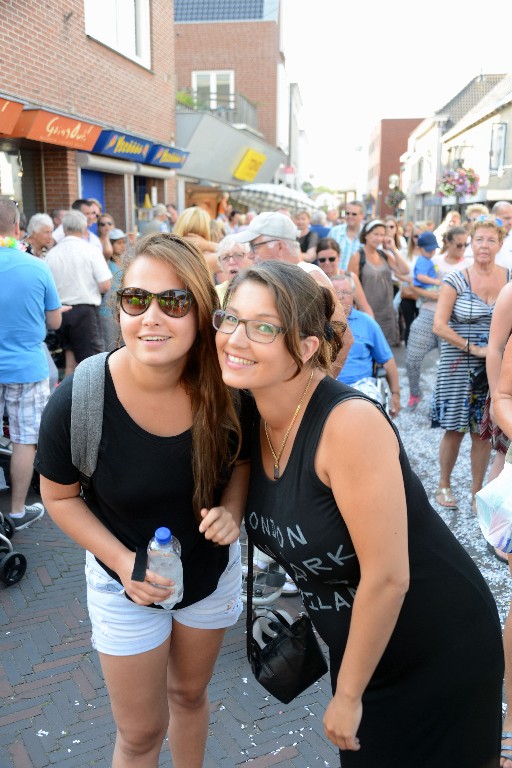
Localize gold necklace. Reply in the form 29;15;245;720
264;370;314;480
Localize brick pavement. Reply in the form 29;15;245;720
0;484;337;768
1;345;509;767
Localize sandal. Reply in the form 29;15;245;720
435;487;458;509
501;731;512;766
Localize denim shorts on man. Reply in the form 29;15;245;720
85;541;242;656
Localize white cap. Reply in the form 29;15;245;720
233;211;298;243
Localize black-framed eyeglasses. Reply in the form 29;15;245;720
117;288;194;317
453;243;466;249
250;239;279;253
99;220;114;227
212;309;284;343
317;256;337;263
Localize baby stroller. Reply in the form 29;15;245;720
0;420;28;585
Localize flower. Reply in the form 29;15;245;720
385;188;406;208
437;167;479;198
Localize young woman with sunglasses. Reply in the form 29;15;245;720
214;260;503;768
315;238;374;317
35;233;247;768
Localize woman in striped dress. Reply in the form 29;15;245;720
431;216;508;509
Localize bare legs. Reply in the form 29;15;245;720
438;430;491;500
98;622;226;767
10;443;36;514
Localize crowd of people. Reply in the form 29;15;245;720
2;191;512;766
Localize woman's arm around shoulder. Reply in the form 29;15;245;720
315;397;409;751
487;281;512;397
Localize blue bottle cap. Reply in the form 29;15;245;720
155;527;171;545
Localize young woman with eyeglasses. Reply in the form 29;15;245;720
35;233;248;768
214;260;503;768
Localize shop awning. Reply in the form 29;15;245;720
10;108;102;150
0;97;24;135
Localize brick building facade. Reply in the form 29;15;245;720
0;0;181;231
175;20;281;146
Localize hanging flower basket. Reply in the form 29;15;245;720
385;189;406;208
437;167;479;199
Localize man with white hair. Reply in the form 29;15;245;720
24;213;54;258
141;203;170;234
46;210;112;375
232;211;353;369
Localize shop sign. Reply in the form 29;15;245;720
233;149;267;182
146;144;190;169
0;98;24;135
93;130;152;162
11;109;101;149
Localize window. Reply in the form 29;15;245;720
84;0;151;69
192;71;234;110
490;123;507;173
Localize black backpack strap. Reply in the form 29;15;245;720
70;352;108;489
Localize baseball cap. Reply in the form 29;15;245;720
109;228;127;241
233;211;298;243
417;231;439;252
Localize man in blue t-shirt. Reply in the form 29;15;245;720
332;273;401;418
0;198;62;530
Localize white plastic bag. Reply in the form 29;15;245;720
476;462;512;552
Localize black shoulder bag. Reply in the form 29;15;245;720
246;539;328;704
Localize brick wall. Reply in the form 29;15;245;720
41;147;78;212
0;0;175;143
104;174;126;231
175;21;279;145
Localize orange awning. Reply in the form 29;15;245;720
10;109;102;150
0;97;24;135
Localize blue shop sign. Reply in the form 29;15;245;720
93;130;152;162
146;144;190;169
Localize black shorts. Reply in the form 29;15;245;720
61;305;104;363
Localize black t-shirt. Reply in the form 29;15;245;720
35;360;249;609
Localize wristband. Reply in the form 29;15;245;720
391;391;400;395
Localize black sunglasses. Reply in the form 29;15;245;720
117;288;194;317
317;256;337;263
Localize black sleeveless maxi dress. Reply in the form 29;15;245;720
245;376;503;768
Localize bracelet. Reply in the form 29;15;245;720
462;339;470;352
391;391;400;395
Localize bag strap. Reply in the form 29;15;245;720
246;538;255;661
70;351;109;489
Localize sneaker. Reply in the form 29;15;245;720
407;395;422;409
9;503;45;531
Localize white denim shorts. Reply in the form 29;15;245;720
85;541;242;656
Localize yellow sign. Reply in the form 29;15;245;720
233;149;266;182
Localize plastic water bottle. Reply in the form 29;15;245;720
147;527;183;610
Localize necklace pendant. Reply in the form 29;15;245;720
273;464;279;480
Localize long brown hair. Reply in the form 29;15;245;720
120;233;240;517
225;261;346;378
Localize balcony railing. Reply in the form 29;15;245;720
176;89;259;133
